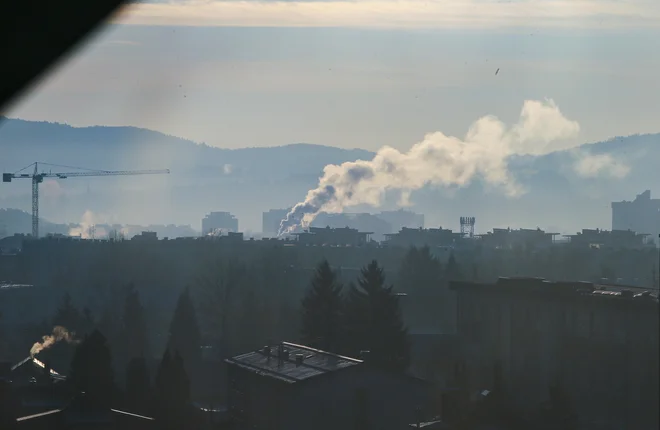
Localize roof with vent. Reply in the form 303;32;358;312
225;342;363;383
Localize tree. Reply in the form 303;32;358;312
446;252;463;281
69;329;115;406
343;260;409;372
52;292;88;335
300;260;343;352
125;356;151;414
167;288;201;381
154;349;190;430
120;284;150;363
396;247;445;332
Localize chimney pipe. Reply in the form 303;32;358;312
295;354;304;366
264;345;271;356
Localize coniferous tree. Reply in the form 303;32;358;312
343;260;409;372
69;330;115;406
52;293;87;335
167;288;201;383
300;260;343;352
120;284;150;362
154;349;190;430
125;356;151;414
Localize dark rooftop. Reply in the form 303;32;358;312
225;342;362;383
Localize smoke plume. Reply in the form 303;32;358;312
68;210;109;239
30;326;79;357
279;99;580;235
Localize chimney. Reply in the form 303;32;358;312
42;360;52;383
295;354;304;366
264;345;271;356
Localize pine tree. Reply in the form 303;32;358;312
154;349;190;430
301;260;343;352
125;356;151;414
446;252;463;281
167;288;201;384
52;292;87;335
343;260;409;372
69;329;115;406
120;284;150;362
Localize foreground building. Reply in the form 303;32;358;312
226;342;432;430
451;277;659;430
293;226;373;246
202;212;239;235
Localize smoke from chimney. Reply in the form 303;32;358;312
30;326;79;358
278;99;580;236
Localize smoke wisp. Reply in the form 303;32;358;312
30;326;79;357
279;99;580;235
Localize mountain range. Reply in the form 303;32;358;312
0;116;658;235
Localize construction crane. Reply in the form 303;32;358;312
2;162;170;239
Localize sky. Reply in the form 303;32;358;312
5;0;660;152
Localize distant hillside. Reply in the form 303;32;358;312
0;116;658;233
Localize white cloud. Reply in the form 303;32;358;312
113;0;660;29
573;151;630;178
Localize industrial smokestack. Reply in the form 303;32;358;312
278;99;582;235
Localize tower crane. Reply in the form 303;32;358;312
2;162;170;239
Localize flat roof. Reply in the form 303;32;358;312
226;342;362;384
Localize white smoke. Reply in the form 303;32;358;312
279;99;581;235
30;326;79;357
68;210;108;239
572;151;629;179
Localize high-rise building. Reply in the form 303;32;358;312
262;208;291;237
202;211;239;234
612;190;660;245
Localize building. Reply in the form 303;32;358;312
294;226;373;246
565;228;653;249
451;277;659;430
202;212;239;235
378;210;425;232
477;228;558;250
311;213;392;242
612;190;660;245
226;342;432;430
262;209;291;237
384;227;463;248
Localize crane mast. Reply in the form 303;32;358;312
3;162;170;238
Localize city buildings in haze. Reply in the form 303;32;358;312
612;190;660;245
202;211;239;235
262;208;291;237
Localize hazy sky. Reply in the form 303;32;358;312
6;0;660;151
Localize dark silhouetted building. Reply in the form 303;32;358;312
384;227;462;248
612;190;660;245
226;342;432;430
451;277;659;430
294;226;373;246
565;228;652;249
477;227;558;250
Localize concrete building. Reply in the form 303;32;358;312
226;342;433;430
312;213;392;242
378;210;425;232
294;226;373;246
451;277;659;430
202;212;238;235
612;190;660;245
565;228;653;249
384;227;462;248
477;228;558;250
262;208;291;237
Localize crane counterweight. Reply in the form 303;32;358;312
2;162;170;238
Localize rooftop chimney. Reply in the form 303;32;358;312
295;354;304;366
264;345;271;356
